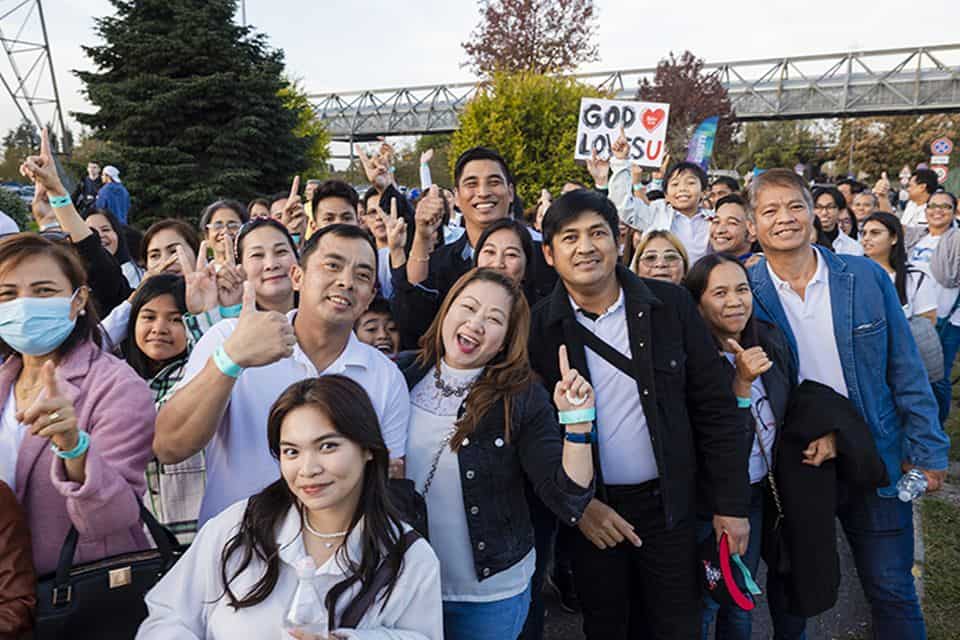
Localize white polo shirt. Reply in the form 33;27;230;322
832;232;864;256
766;249;849;398
571;289;658;485
901;201;927;228
176;310;410;525
670;209;712;266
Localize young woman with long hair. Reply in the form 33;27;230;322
401;267;596;639
138;375;442;639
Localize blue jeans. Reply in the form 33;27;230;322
836;490;925;639
443;585;532;640
698;483;807;640
932;320;960;424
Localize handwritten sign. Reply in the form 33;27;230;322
575;98;670;167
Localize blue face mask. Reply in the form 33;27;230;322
0;293;78;356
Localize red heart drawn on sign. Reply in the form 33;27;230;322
641;108;666;133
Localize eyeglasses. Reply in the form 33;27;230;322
927;203;956;212
639;251;682;266
813;204;839;212
838;218;853;230
206;221;242;232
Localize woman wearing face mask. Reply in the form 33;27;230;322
122;274;204;542
0;234;156;576
138;375;443;639
401;268;595;639
631;230;689;285
83;208;144;288
685;254;805;640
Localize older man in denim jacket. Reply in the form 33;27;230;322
744;169;949;640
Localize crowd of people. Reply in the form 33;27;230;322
0;126;953;640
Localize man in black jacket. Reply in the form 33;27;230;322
528;189;750;639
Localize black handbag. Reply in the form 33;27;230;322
34;500;182;640
388;478;429;540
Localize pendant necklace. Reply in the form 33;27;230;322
301;507;348;549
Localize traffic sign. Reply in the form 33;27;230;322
931;155;951;165
932;165;949;183
931;137;954;155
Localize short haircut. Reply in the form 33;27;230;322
747;168;814;213
913;169;939;196
198;199;249;231
812;186;846;211
665;161;708;190
453;146;512;187
362;188;381;210
836;177;865;194
247;197;271;214
930;190;957;210
360;295;393;320
268;192;289;207
141;218;201;264
541;189;619;247
714;193;748;214
711;176;741;193
312;179;359;212
853;191;879;208
300;223;377;274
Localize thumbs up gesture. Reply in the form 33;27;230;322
18;360;79;452
874;171;891;196
414;185;444;242
222;282;297;368
553;345;595;413
727;338;772;390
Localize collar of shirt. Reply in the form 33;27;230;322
568;287;626;323
672;207;712;222
288;310;370;375
276;505;367;578
766;247;828;295
460;240;474;261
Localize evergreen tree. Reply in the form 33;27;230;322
75;0;314;224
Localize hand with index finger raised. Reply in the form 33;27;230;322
611;125;630;160
553;345;595;413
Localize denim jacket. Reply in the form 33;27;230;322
748;246;950;496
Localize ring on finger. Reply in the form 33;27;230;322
565;389;588;406
48;411;61;423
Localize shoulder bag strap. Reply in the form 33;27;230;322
338;530;422;629
572;321;634;377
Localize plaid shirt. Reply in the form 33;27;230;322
148;358;187;408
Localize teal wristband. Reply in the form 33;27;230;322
559;407;596;425
213;346;243;378
51;430;90;460
49;195;72;208
219;303;242;318
736;396;751;409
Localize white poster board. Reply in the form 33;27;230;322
575;98;670;168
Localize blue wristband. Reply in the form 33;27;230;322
213;346;243;378
736;396;752;409
49;195;72;209
565;429;595;444
219;303;242;318
51;430;90;460
559;407;596;425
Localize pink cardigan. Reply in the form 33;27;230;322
2;340;156;576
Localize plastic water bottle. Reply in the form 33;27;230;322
283;557;325;637
897;469;928;502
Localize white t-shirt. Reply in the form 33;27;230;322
909;235;960;326
0;387;26;490
175;311;410;526
901;201;927;228
890;270;938;319
0;210;19;235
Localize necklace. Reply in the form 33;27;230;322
301;507;348;549
433;365;474;397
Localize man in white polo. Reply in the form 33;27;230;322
155;224;409;525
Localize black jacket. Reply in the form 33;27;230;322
528;265;750;527
391;229;557;350
769;379;889;617
401;355;594;581
74;232;132;318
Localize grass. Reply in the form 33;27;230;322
948;363;960;461
921;497;960;640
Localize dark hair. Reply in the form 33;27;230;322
836;178;865;194
453;146;512;187
684;252;759;350
234;217;299;264
82;208;133;264
312;180;359;213
247;198;271;216
362;188;381;211
812;186;846;212
542;189;619;247
219;376;406;634
418;268;532;450
125;226;145;267
141;219;202;265
862;212;909;305
930;190;958;211
912;169;939;196
839;207;859;240
711;176;741;193
122;274;187;378
300;223;378;275
0;234;102;358
359;295;393;321
714;193;748;213
665;162;708;190
198;199;249;232
268;192;289;208
473;217;537;302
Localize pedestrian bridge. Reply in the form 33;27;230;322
311;44;960;141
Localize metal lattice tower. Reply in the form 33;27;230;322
312;44;960;142
0;0;67;152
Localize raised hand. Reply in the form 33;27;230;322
282;176;307;236
611;125;630;161
414;185;444;242
420;148;434;165
181;243;219;315
20;128;66;197
727;339;772;385
216;235;244;308
356;144;391;191
652;153;672;181
554;345;595;413
18;360;79;453
384;195;408;253
874;171;891;196
586;148;610;188
221;281;296;368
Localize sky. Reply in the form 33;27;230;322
2;0;959;141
